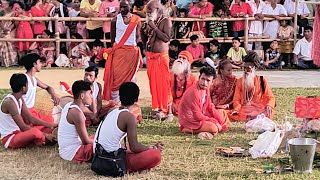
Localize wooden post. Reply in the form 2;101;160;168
54;16;60;57
293;0;299;45
244;15;249;50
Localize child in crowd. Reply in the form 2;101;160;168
169;39;181;67
90;39;108;67
227;37;247;69
264;40;285;69
69;33;90;68
278;20;294;67
132;0;147;18
175;8;191;39
29;30;55;68
76;21;88;39
13;2;33;57
205;39;225;67
186;35;204;67
208;6;228;38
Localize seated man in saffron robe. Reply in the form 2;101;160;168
230;52;276;121
178;67;230;135
169;51;197;117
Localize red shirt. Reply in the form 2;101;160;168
230;3;253;31
30;6;47;35
90;47;108;61
189;3;214;36
186;44;204;61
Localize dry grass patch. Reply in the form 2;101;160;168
0;88;320;179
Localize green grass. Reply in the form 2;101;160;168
0;88;319;179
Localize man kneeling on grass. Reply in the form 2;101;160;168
94;82;163;173
178;67;230;135
0;74;56;149
58;80;94;163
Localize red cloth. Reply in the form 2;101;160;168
23;107;54;134
230;3;253;31
178;83;230;131
15;12;33;51
170;73;197;115
90;47;108;61
186;44;204;61
189;3;214;36
295;96;320;119
312;5;320;66
211;75;237;106
72;143;94;163
30;6;47;35
126;149;161;173
1;128;45;149
146;52;171;113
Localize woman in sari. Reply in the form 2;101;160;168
0;0;18;67
29;30;55;68
210;59;237;110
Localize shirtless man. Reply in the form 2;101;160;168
142;0;172;119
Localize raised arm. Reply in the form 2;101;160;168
149;18;172;43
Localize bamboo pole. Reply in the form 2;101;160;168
244;15;249;49
293;0;299;45
54;16;60;57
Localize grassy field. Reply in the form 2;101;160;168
0;88;319;180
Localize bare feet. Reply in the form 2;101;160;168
165;114;174;122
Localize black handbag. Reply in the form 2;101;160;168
91;119;127;177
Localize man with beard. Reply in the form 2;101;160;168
178;67;230;135
230;52;276;121
142;0;172;119
169;51;197;118
103;0;142;102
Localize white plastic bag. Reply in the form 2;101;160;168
245;114;276;133
249;128;284;158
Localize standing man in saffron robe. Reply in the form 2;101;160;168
142;0;172;119
103;0;142;102
230;52;276;121
169;51;197;117
178;67;230;135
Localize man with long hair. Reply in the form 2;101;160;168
230;52;276;121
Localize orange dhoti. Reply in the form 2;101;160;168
230;104;274;122
146;52;172;113
231;76;276;122
23;107;54;134
181;109;230;135
103;45;142;101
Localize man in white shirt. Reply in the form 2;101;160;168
293;26;317;69
284;0;310;35
0;74;56;149
262;0;287;40
248;0;266;50
58;80;94;163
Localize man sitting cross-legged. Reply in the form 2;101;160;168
0;74;56;149
94;82;162;173
21;53;60;134
168;50;197;117
178;67;230;135
83;66;102;126
58;80;94;163
230;52;276;121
